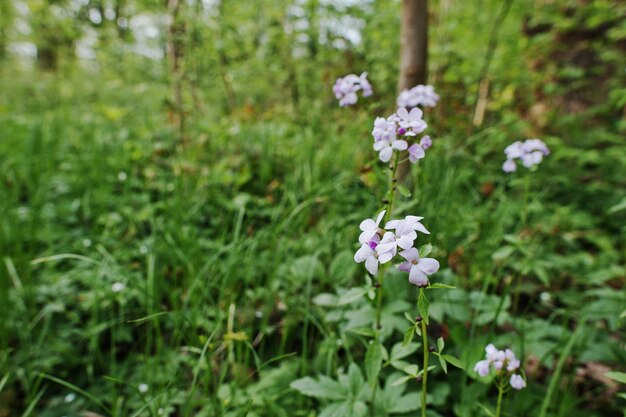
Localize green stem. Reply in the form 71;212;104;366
370;152;401;414
421;319;428;417
495;380;504;417
375;151;400;333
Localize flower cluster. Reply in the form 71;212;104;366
397;84;439;108
474;344;526;390
372;107;433;163
502;139;550;173
333;72;373;106
354;210;439;286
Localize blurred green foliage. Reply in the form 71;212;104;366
0;0;624;416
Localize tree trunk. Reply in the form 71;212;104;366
166;0;186;141
396;0;428;182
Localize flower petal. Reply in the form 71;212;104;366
399;247;419;261
417;258;440;275
365;256;379;275
409;265;428;286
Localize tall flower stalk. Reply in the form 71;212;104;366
354;95;465;415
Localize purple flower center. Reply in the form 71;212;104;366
397;127;406;135
368;240;378;250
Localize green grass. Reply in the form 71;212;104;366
1;3;625;416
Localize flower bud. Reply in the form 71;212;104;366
415;316;422;322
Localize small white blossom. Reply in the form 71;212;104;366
510;374;526;390
358;210;386;244
397;247;440;287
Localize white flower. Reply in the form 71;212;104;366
397;84;439;108
510;374;526;390
111;282;125;293
386;215;430;235
503;138;549;173
474;360;491;377
502;159;517;173
396;107;427;136
397;247;440;286
358;210;386;244
138;383;149;393
354;236;382;275
372;117;396;142
373;131;408;162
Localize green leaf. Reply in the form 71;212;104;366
391;342;420;361
437;337;444;353
389;392;421;413
319;401;351;417
313;293;338;307
391;375;412;387
428;283;456;289
404;311;415;324
403;326;415;346
436;353;448;374
419;243;433;257
403;364;419;376
605;371;626;384
290;376;345;400
339;288;367;305
347;363;365;397
365;342;383;389
492;245;515;261
442;355;464;370
348;326;376;337
417;290;430;325
397;184;412;198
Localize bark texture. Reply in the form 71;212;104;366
397;0;428;182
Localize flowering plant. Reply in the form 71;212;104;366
503;138;550;172
332;72;373;106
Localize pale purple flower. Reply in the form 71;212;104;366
358;210;386;244
502;159;517;173
474;360;491;377
372;117;396;142
510;374;526;390
333;73;372;106
419;135;432;150
354;235;381;275
522;138;550;155
397;247;440;286
397;84;439;108
408;144;425;164
376;220;417;256
476;344;524;386
504;141;525;160
359;72;373;97
503;138;549;173
505;349;521;371
375;232;399;263
396;107;427;136
373;131;408;163
521;151;544;168
386;215;430;235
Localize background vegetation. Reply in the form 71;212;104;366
0;0;625;416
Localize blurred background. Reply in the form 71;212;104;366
0;0;625;416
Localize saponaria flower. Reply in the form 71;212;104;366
503;138;550;173
474;344;526;390
333;72;373;106
397;84;440;108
